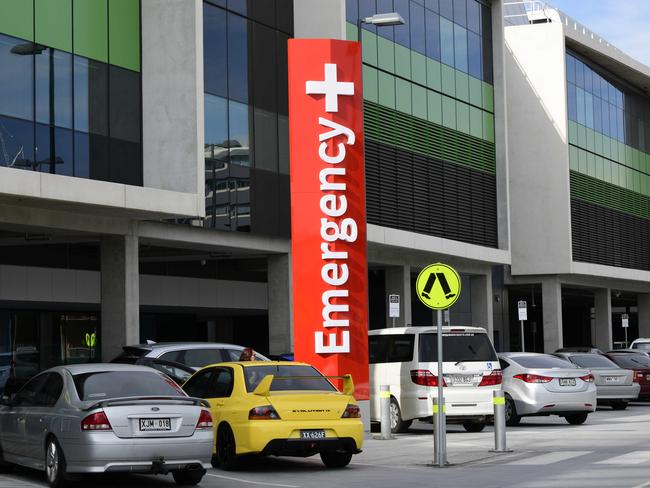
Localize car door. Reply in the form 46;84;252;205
25;373;63;464
204;367;236;428
3;373;49;459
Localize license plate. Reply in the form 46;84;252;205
300;429;325;440
450;375;473;385
646;374;650;381
559;378;576;387
139;418;171;431
604;376;619;383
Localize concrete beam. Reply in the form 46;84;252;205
542;277;563;352
594;288;613;351
293;0;345;40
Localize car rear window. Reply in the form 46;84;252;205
418;333;498;363
369;334;415;364
73;371;185;401
633;342;650;351
610;355;650;368
569;354;618;369
110;347;150;364
243;365;336;393
511;355;577;369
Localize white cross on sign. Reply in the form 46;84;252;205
306;63;354;113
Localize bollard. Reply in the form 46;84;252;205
432;396;448;466
490;390;512;453
379;385;392;440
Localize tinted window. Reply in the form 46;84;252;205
633;343;650;351
369;334;415;364
73;371;184;401
511;355;577;370
609;355;650;368
498;358;510;370
0;34;33;120
244;365;336;392
176;349;225;369
13;373;50;407
418;333;498;362
568;354;619;369
37;373;64;407
211;367;234;397
183;369;217;398
111;347;150;364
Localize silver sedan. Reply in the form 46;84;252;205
499;353;597;426
0;363;213;487
555;352;640;410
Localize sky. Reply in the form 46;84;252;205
546;0;650;67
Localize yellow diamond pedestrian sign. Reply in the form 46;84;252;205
415;263;461;310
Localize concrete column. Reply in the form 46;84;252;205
542;277;563;353
101;235;139;361
638;294;650;339
293;0;345;40
470;274;494;339
268;254;292;355
385;265;412;327
594;288;613;351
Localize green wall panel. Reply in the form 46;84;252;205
363;65;378;103
0;0;34;40
395;78;411;115
377;36;394;73
411;51;426;86
109;0;140;71
74;0;108;62
35;0;72;52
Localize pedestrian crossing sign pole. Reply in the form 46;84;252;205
415;263;461;468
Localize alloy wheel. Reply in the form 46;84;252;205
46;441;58;483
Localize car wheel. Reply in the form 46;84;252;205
214;424;239;470
565;413;588;425
505;397;521;426
462;421;486;433
45;437;67;488
320;451;353;468
172;469;204;486
389;397;412;433
611;401;628;411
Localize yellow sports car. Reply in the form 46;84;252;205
182;361;364;469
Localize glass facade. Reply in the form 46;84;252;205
0;33;141;184
347;0;494;143
202;0;292;236
567;50;650;197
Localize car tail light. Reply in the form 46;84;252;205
579;374;594;383
633;371;644;383
513;374;552;384
249;405;280;420
196;409;213;429
341;404;361;418
410;370;447;387
479;370;503;386
81;411;112;431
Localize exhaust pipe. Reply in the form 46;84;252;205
152;458;168;475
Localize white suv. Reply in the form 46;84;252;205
630;338;650;352
369;326;502;433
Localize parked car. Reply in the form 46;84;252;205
555;353;640;409
368;326;502;433
498;352;596;426
182;361;363;469
555;347;603;354
111;342;270;370
630;338;650;353
604;352;650;400
0;363;213;487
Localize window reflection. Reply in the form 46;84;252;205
0;35;33;121
0;116;34;169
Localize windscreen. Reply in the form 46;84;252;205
610;355;650;368
73;371;185;401
511;355;577;369
244;365;337;393
418;333;498;363
569;354;619;369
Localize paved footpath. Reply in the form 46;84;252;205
2;404;650;488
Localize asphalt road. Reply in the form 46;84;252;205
2;404;650;488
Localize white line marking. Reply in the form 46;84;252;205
207;473;300;488
596;451;650;465
506;451;591;465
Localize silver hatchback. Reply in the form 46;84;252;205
499;353;597;426
0;364;213;487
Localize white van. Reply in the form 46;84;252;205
369;326;501;433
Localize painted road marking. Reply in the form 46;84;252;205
595;451;650;465
506;451;591;465
207;473;300;487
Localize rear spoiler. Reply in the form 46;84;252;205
84;396;210;411
253;374;355;397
